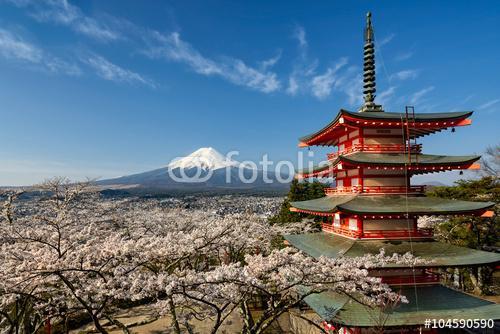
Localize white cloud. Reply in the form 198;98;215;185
395;50;414;61
286;59;318;96
293;25;307;50
6;1;278;93
0;27;82;75
377;86;396;105
477;99;500;111
390;69;419;81
286;76;299;95
146;32;280;93
45;56;81;75
74;17;120;41
0;28;42;62
81;53;155;88
8;0;120;42
259;51;281;71
409;86;435;105
378;33;395;47
310;57;348;99
286;24;364;103
341;72;363;106
0;27;154;86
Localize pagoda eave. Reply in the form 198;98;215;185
284;232;500;268
289;195;494;217
296;159;480;179
299;110;474;147
290;206;493;219
306;285;500;327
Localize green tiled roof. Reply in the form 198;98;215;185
291;195;355;213
299;110;473;143
342;152;480;166
290;195;494;215
343;110;473;121
305;285;500;326
298;153;480;175
284;232;500;267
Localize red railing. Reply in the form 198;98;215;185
362;228;433;239
322;223;433;239
327;143;422;160
321;224;362;238
324;185;425;195
381;273;440;285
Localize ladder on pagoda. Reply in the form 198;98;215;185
405;106;419;164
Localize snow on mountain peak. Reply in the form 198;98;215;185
167;147;241;170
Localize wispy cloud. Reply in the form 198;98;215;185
390;69;419;81
477;98;500;111
287;24;315;95
409;86;435;105
0;27;81;75
310;58;348;99
286;77;299;95
259;50;281;71
145;32;280;93
395;50;414;61
5;0;279;93
286;60;318;96
377;86;397;105
341;71;363;106
292;25;308;50
378;33;395;47
7;0;121;42
81;53;156;88
287;25;360;102
0;28;42;62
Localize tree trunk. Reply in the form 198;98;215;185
239;301;254;334
478;267;484;293
168;296;181;334
469;267;483;295
453;268;460;288
91;314;109;334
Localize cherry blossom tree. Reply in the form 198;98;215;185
1;179;422;334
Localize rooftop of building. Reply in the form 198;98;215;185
289;194;493;216
284;232;500;268
297;152;480;177
299;110;473;147
305;285;500;326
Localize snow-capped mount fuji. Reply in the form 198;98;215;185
167;147;242;170
97;147;289;193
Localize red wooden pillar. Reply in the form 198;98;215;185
357;216;363;238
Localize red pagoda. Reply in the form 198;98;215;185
285;12;500;333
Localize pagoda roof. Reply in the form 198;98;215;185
297;152;480;177
299;109;473;147
284;232;500;267
305;285;500;326
289;195;494;215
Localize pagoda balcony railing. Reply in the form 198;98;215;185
322;223;433;239
327;143;422;160
380;273;440;285
362;228;433;239
324;185;426;195
321;224;362;238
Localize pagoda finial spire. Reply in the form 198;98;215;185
360;12;383;112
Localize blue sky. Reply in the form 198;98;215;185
0;0;499;186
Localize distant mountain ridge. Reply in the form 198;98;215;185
97;147;290;193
